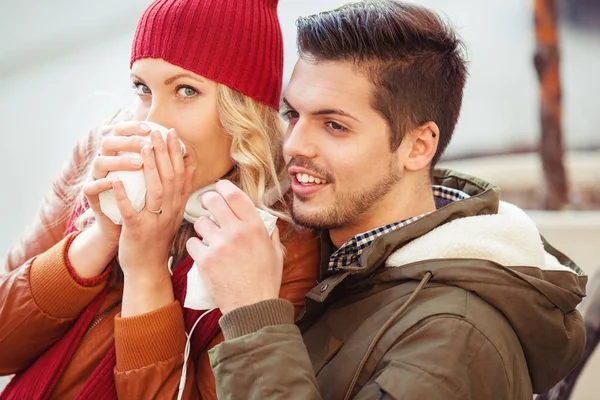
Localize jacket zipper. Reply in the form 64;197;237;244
84;301;122;336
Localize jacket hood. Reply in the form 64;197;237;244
381;197;587;393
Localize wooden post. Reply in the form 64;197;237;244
533;0;569;210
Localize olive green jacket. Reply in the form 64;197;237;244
209;169;587;400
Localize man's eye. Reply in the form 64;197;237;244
282;110;299;121
132;82;151;96
326;121;348;132
176;86;199;98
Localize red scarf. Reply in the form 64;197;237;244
0;203;222;400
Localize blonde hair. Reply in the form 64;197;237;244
72;85;289;271
216;83;288;213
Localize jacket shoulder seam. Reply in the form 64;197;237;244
431;314;511;391
398;314;511;396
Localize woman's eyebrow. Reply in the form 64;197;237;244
129;72;206;86
130;73;145;82
163;73;205;85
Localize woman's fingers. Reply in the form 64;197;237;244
167;130;186;204
83;177;117;214
92;155;143;180
141;144;164;214
98;121;153;156
150;129;176;203
112;178;138;225
99;135;149;157
112;121;153;137
93;123;150;177
182;162;196;201
96;124;189;222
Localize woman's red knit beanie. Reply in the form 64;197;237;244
131;0;283;110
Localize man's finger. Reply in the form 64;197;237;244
193;216;220;245
271;226;284;261
201;191;238;228
214;180;258;223
186;236;208;261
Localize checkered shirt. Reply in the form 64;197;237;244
328;185;470;271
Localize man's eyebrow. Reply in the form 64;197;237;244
282;98;295;110
312;108;360;122
282;98;360;122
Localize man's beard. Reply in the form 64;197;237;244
291;164;401;231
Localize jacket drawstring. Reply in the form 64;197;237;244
344;271;434;400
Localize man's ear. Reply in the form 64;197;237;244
400;121;439;172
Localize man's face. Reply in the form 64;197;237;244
283;58;403;231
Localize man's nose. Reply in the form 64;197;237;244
283;121;318;160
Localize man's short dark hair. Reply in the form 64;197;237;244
296;0;468;166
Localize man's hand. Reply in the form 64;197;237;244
186;180;283;314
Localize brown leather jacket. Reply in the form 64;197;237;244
0;110;320;399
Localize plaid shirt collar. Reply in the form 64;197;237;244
328;185;470;271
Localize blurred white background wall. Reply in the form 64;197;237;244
1;0;599;256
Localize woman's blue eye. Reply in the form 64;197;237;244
177;86;198;98
133;82;151;95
